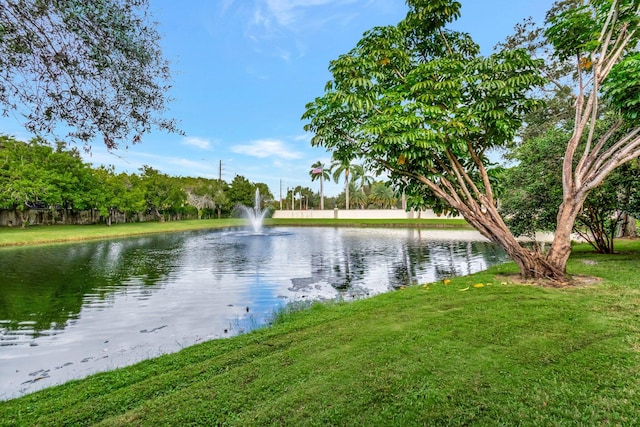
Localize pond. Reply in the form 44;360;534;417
0;226;507;400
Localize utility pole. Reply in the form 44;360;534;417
218;160;223;181
279;180;283;210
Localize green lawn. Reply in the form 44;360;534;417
0;219;244;247
1;238;640;426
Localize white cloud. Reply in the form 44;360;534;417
80;145;219;177
293;133;312;142
169;157;210;170
246;0;358;40
265;0;347;27
182;136;211;150
251;4;271;28
231;139;303;159
219;0;236;15
276;47;291;61
245;65;269;80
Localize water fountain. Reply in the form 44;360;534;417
241;188;269;234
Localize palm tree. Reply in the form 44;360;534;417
349;181;368;209
309;161;330;210
331;158;360;210
351;164;374;192
370;182;397;208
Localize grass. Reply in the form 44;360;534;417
0;217;469;247
0;219;245;247
1;238;640;425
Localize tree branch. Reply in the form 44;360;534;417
466;141;495;205
443;150;481;204
577;119;622;179
583;128;640;193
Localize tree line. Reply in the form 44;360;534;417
3;130;636;258
0;135;274;227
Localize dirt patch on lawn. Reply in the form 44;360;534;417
495;274;603;289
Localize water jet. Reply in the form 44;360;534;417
240;188;269;234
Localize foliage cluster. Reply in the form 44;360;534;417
0;0;179;148
500;127;640;253
308;158;405;210
497;0;640;254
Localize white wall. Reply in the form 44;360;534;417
272;209;461;220
271;209;584;243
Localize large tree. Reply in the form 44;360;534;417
330;159;366;210
139;165;186;221
370;182;397;209
0;135;51;225
302;0;640;281
330;158;354;210
0;0;179;148
227;175;274;211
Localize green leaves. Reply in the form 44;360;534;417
545;3;601;61
602;52;640;119
0;136;98;212
0;0;179;148
545;0;640;64
302;0;544;215
404;0;462;34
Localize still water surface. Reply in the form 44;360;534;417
0;227;507;400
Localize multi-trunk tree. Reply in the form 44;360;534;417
303;0;640;281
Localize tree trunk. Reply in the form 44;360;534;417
320;175;324;210
503;240;564;281
345;183;350;210
546;195;584;276
153;207;164;222
461;206;566;281
20;210;28;228
345;169;350;210
617;213;637;238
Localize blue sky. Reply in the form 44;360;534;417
1;0;555;198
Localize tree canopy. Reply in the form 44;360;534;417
0;0;179;149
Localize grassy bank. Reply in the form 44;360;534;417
2;240;640;425
0;219;244;247
0;217;468;247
